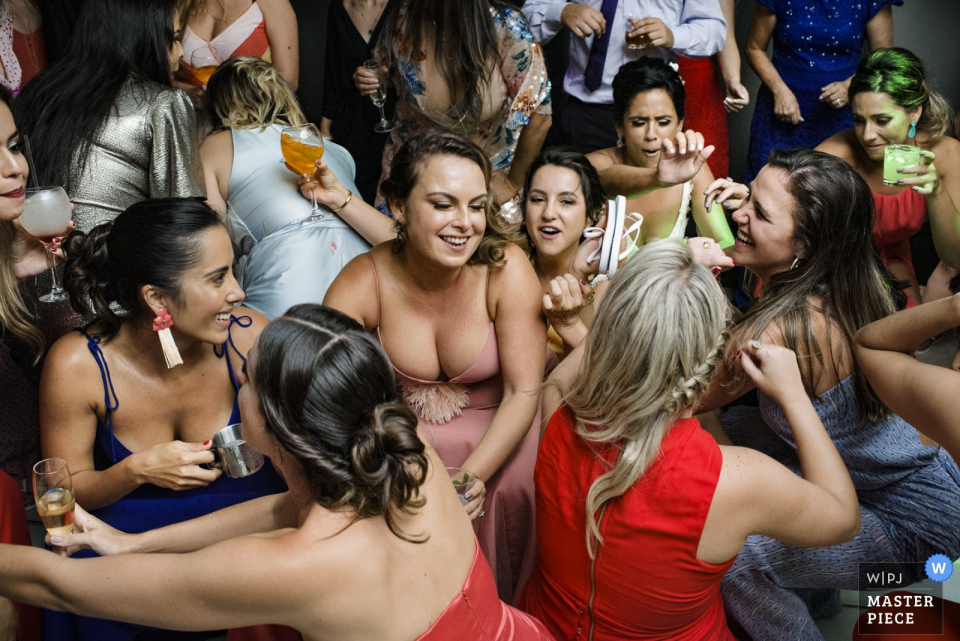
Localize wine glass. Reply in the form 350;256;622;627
280;124;326;221
364;59;395;133
33;458;76;542
19;186;72;303
185;45;221;85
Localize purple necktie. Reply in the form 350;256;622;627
584;0;619;92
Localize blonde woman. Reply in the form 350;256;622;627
201;57;392;318
517;241;860;640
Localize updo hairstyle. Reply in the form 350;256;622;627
612;57;686;125
253;304;428;541
62;198;224;339
849;48;954;143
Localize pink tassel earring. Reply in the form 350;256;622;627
153;308;183;368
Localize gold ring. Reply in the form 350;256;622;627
703;241;711;249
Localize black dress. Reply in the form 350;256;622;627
322;0;397;205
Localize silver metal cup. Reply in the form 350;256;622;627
210;423;264;478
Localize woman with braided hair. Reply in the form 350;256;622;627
0;304;552;640
518;240;859;640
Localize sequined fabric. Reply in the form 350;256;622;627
68;78;205;231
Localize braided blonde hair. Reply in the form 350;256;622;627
561;240;730;558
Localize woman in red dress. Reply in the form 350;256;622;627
518;240;861;640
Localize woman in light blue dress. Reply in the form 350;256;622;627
201;56;394;319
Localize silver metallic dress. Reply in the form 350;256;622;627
68;78;205;231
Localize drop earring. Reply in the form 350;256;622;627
908;120;917;139
153;308;183;368
790;257;800;270
616;134;624;148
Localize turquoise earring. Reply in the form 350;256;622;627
908;120;917;138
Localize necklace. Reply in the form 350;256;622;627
349;0;387;36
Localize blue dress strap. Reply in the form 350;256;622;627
213;315;252;392
77;328;121;463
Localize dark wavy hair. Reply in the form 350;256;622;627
381;0;507;126
13;0;179;191
62;198;224;339
517;146;606;266
849;47;953;144
253;304;428;542
728;149;897;427
380;130;513;267
612;57;686;125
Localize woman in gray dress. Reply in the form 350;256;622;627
13;0;205;232
202;56;392;319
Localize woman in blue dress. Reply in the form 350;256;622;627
41;199;286;641
202;56;393;320
743;0;898;183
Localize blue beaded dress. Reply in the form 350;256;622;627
744;0;902;183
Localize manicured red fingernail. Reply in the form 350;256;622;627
53;237;61;243
711;266;722;275
580;279;588;286
203;440;211;446
731;259;737;266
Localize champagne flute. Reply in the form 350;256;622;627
33;458;76;541
280;124;326;221
364;59;395;133
19;186;72;303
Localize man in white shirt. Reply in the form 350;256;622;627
523;0;726;152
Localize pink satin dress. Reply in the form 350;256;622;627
368;254;540;605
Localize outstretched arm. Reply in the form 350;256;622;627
854;294;960;460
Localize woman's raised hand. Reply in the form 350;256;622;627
657;130;714;187
133;440;221;491
704;177;749;211
688;237;734;275
898;150;939;196
353;64;382;97
543;274;592;330
738;341;807;407
298;160;350;210
47;504;130;557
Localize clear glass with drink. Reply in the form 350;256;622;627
183;45;221;85
625;14;649;50
364;59;395;133
281;124;326;221
883;144;921;186
33;458;76;541
19;186;72;303
446;467;477;506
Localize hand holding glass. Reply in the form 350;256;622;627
185;45;221;85
883;145;921;186
33;458;76;539
364;60;395;133
625;15;650;49
446;467;477;506
281;124;326;221
19;186;72;303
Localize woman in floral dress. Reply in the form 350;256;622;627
355;0;552;207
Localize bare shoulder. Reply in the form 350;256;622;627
489;243;539;293
255;0;295;17
41;330;104;396
928;135;960;166
322;248;381;328
199;130;233;162
815;130;857;164
586;147;619;172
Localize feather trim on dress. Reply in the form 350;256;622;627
403;383;469;425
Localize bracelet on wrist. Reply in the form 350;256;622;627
331;190;353;214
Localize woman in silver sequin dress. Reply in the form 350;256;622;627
13;0;204;232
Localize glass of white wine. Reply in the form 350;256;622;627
33;457;76;545
19;186;73;303
364;59;395;133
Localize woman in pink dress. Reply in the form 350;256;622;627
321;130;547;604
178;0;298;94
